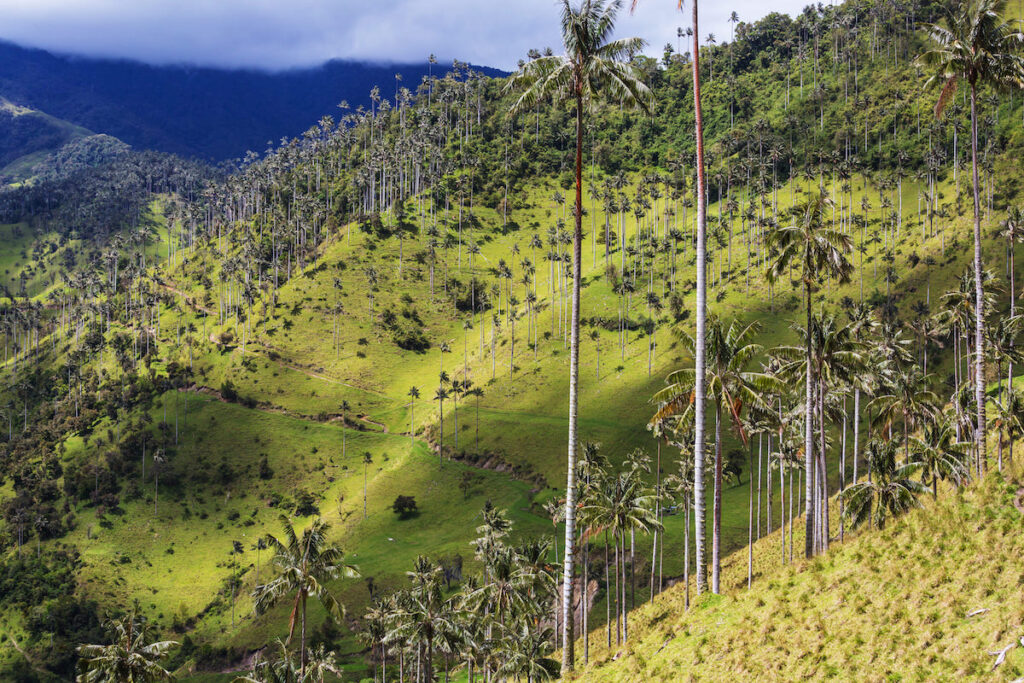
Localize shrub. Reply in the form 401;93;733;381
293;490;319;517
220;380;239;402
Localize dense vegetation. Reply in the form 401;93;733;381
0;0;1023;680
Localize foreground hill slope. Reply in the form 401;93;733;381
577;465;1024;681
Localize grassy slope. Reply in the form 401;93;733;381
154;162;998;665
0;152;1006;679
575;463;1024;682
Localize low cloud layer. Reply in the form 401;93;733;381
0;0;807;71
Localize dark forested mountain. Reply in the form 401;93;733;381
0;40;505;161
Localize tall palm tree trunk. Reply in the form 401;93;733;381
1009;237;1015;402
300;593;308;678
747;437;754;587
605;530;611;647
560;83;584;673
583;537;590;664
804;282;815;558
684;491;690;609
818;380;829;552
691;0;709;596
969;84;986;469
853;387;861;483
712;403;723;593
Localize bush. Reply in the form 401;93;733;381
220;380;239;402
293;490;320;517
393;325;431;352
258;455;274;480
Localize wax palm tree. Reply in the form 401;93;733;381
339;400;351;460
998;206;1024;326
653;317;781;592
231;644;298;683
843;438;928;530
870;364;940;464
362;451;373;519
991;387;1023;472
232;640;340;683
361;600;388;683
583;460;661;641
299;645;343;683
251;516;358;678
766;191;853;558
253;537;268;585
774;313;866;551
493;622;560;683
846;303;879;489
910;418;970;498
468;544;535;647
574;440;608;661
434;381;449;465
662;447;697;609
507;1;652;669
918;0;1024;465
542;498;565;570
388;557;459;682
407;386;419;443
76;609;177;683
152;449;165;517
987;313;1024;402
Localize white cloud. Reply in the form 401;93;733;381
0;0;809;70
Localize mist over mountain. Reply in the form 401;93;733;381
0;40;504;161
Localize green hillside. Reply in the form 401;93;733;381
577;464;1024;681
0;0;1023;681
0;97;92;179
0;98;128;185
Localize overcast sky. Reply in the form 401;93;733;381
0;0;811;71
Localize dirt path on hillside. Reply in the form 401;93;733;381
5;635;51;678
185;384;388;433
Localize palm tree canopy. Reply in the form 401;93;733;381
766;191;854;291
842;439;929;529
251;516;358;643
506;0;653;115
76;610;178;683
917;0;1024;116
653;317;783;444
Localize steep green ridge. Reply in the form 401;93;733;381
0;0;1022;679
0;97;103;182
576;464;1024;681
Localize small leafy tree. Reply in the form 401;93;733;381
391;495;418;519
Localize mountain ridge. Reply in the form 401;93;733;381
0;40;506;161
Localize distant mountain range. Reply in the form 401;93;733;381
0;40;505;162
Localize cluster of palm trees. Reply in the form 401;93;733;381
653;249;1021;594
428;368;485;459
361;503;559;682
